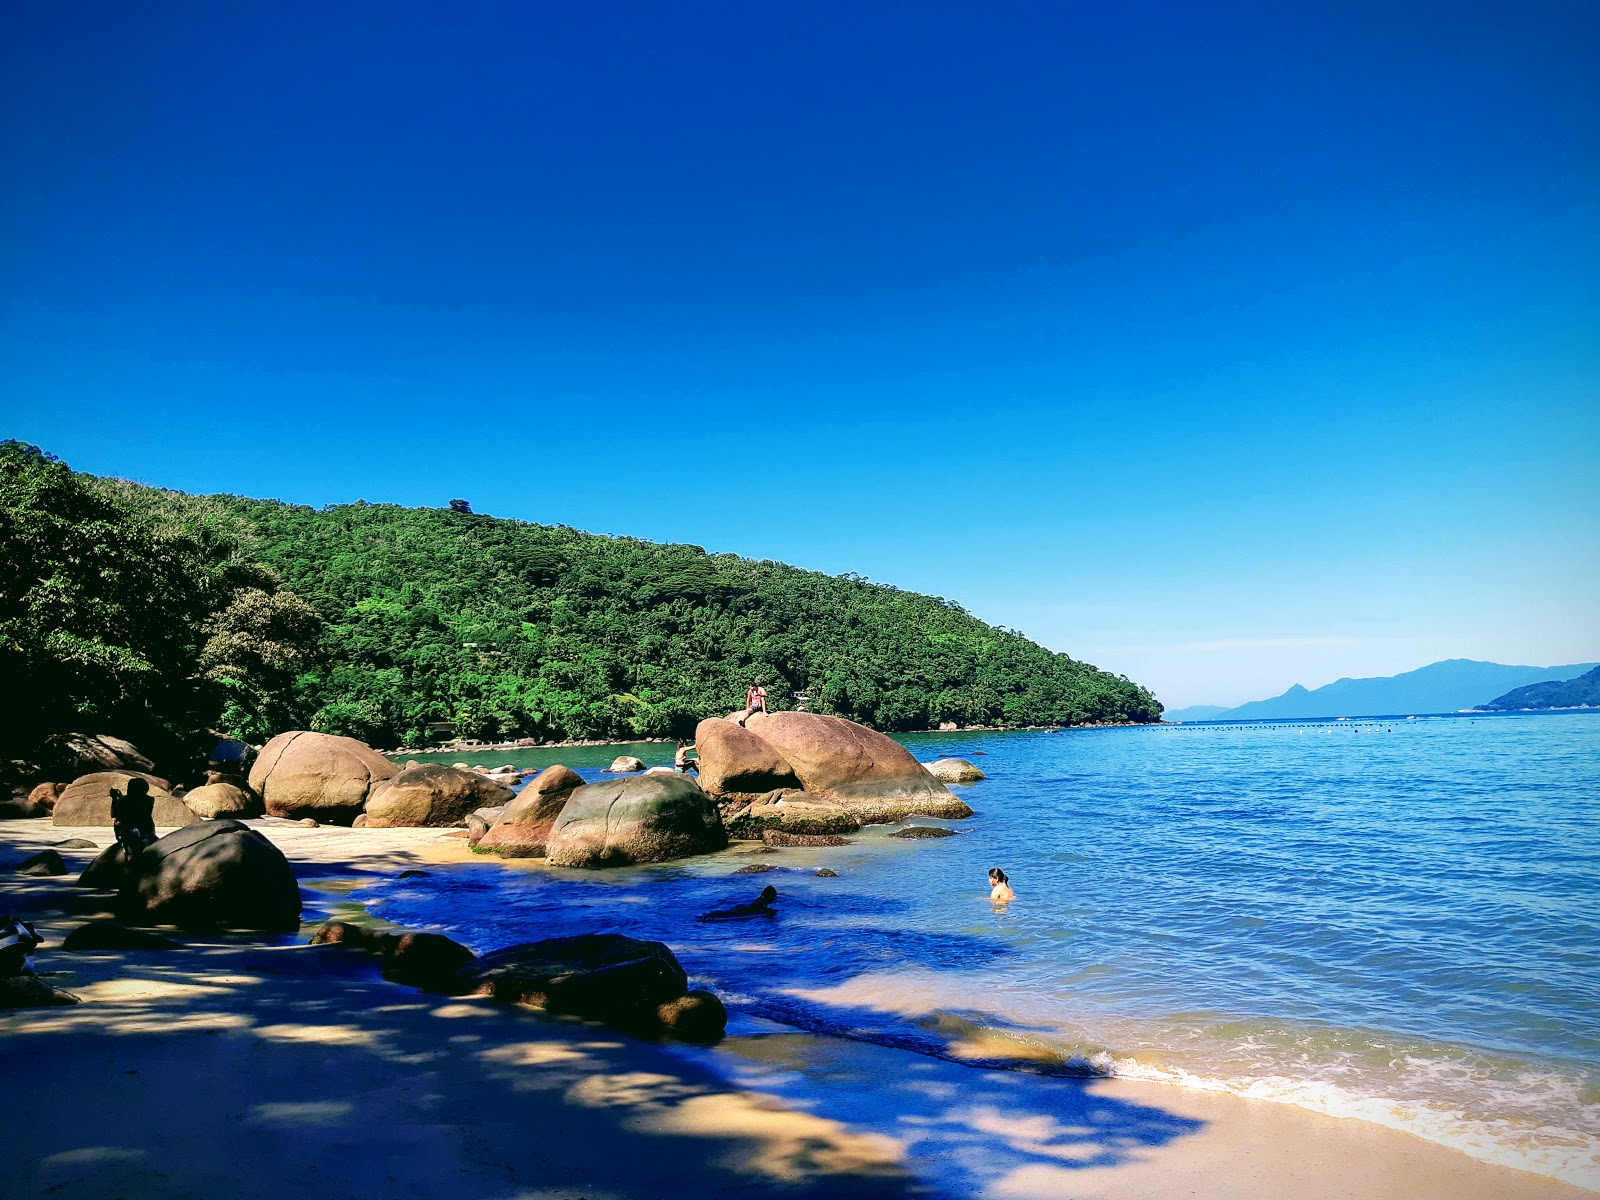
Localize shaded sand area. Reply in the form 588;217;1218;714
2;818;1591;1200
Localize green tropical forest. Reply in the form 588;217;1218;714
1;441;1161;758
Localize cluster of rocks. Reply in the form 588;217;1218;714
311;921;726;1040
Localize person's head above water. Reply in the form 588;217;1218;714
988;867;1009;886
125;777;149;798
758;885;777;904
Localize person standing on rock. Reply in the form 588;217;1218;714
740;680;768;726
110;777;157;856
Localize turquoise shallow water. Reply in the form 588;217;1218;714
375;711;1600;1189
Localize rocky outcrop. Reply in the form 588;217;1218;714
12;849;68;876
474;764;583;857
546;774;726;868
461;933;693;1024
248;731;397;823
36;733;155;780
692;719;800;796
699;711;973;823
52;772;198;828
602;755;646;774
924;757;987;783
28;782;65;811
889;826;957;838
364;764;514;828
118;820;302;931
763;830;851;847
725;792;861;839
183;774;264;819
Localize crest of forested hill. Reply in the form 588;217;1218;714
1;441;1159;751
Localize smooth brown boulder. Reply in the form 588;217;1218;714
184;779;263;820
119;819;302;931
726;792;861;839
375;931;477;990
28;782;65;811
13;849;68;876
693;718;800;797
924;757;987;783
545;774;726;868
602;755;646;774
364;764;514;828
248;731;397;823
747;712;973;822
475;764;584;857
52;772;198;828
656;990;728;1042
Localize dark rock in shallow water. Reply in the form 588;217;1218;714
62;921;182;951
733;863;774;873
815;868;839;877
378;932;476;990
762;830;850;847
655;990;727;1042
397;869;428;879
0;974;80;1008
460;933;692;1026
13;849;69;876
889;826;957;839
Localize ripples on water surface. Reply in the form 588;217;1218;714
373;711;1600;1189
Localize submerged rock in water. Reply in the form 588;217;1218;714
889;826;957;839
733;862;774;873
762;830;851;847
248;730;397;825
602;755;646;774
545;774;725;868
923;757;987;784
655;990;728;1042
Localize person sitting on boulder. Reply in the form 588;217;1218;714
739;680;768;726
698;885;778;921
109;777;157;856
674;739;698;775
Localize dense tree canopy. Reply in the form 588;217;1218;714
1;445;1161;751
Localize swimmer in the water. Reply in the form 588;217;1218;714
698;885;778;921
988;867;1015;903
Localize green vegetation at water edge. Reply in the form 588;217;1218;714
1;441;1160;751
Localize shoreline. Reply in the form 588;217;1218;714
3;818;1593;1198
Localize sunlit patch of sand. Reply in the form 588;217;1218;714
256;1022;380;1046
429;1002;495;1019
569;1071;703;1108
248;1100;356;1125
637;1091;907;1181
76;977;238;1003
480;1040;596;1068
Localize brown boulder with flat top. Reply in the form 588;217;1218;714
364;764;514;828
52;772;198;828
248;731;397;824
693;718;800;797
475;764;584;857
546;773;726;868
745;712;973;822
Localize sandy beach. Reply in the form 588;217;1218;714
2;817;1592;1200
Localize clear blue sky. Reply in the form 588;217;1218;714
3;2;1597;709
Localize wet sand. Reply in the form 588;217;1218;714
2;817;1592;1199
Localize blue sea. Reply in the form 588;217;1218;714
360;711;1600;1190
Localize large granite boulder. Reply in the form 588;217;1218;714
603;755;646;774
364;764;514;828
726;791;861;839
183;774;264;819
52;772;198;828
459;933;692;1024
36;733;155;779
693;718;801;796
28;782;65;811
742;712;973;822
475;764;584;857
118;820;302;931
248;731;397;824
546;774;726;868
924;757;987;783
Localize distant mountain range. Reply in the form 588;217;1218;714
1478;665;1600;711
1165;659;1600;722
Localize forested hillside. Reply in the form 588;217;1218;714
1479;666;1600;711
1;442;1160;751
